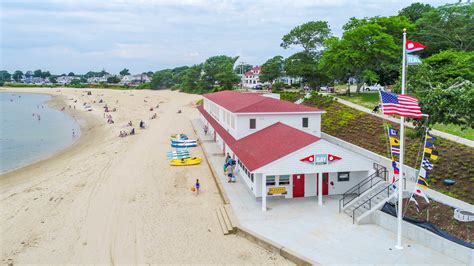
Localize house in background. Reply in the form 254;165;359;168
242;66;262;88
120;74;151;85
57;76;80;85
198;90;376;211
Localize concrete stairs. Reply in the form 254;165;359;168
215;204;237;235
343;181;396;224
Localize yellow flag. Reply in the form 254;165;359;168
424;147;432;154
390;137;400;146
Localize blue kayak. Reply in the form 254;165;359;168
167;154;191;160
171;142;197;148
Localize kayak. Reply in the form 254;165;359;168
166;150;190;155
169;157;202;166
170;134;188;141
167;154;191;160
171;139;198;144
171;143;197;148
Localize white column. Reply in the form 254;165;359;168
318;172;323;206
261;174;267;212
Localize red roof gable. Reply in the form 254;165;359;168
203;90;323;113
244;66;261;76
198;105;320;171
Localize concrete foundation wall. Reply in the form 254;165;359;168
370;211;473;265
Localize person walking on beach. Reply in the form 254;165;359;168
72;129;75;138
195;179;200;196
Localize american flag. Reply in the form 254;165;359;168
379;91;423;119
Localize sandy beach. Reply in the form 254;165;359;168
0;87;290;264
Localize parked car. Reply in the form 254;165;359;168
363;83;384;91
255;84;263;90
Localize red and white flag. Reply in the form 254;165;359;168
406;40;426;53
327;154;341;162
300;155;314;163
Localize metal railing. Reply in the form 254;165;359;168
351;178;406;224
338;163;387;212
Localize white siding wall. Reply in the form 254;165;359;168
236;113;321;139
203;99;237;138
305;173;317;197
328;171;369;195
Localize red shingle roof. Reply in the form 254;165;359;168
203;90;323;113
198;105;321;171
244;66;261;76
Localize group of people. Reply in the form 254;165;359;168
224;153;237;183
118;128;135;137
106;114;114;124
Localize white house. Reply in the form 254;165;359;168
120;74;151;85
198;90;375;211
242;66;262;88
57;76;81;85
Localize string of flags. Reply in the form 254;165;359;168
411;132;439;207
387;127;401;188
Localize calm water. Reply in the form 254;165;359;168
0;92;81;173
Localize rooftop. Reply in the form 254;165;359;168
203;90;323;113
198;105;320;171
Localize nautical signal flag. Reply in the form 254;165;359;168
300;154;342;165
414;187;430;203
409;196;421;213
417;177;429;188
328;154;342;162
430;150;439;161
406;40;426;53
392;160;400;175
422;158;433;170
407;54;423;65
391;146;400;156
300;154;315;163
379;91;423;119
390;137;400;146
388;128;399;137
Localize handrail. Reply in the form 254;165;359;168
352;178;406;224
338;163;387;212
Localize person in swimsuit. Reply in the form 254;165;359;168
195;179;200;195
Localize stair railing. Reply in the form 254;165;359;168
351;178;406;224
338;163;387;212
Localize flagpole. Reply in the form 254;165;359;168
395;28;407;250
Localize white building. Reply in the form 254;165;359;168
242;66;262;88
57;76;80;85
120;74;151;85
198;90;376;211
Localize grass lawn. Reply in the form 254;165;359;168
338;92;380;109
432;123;474;141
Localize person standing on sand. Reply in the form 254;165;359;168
72;129;75;138
195;179;200;195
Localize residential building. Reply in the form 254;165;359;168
120;74;151;85
57;76;80;85
242;66;262;88
198;90;374;211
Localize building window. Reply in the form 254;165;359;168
251;173;254;182
338;172;350;182
302;117;308;128
266;175;276;186
279;175;290;185
249;118;256;129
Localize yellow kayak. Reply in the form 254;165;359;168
169;157;202;166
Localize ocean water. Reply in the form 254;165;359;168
0;92;81;173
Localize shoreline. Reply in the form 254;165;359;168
0;89;102;187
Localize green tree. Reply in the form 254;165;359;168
320;16;411;92
12;70;23;82
398;3;434;22
180;64;204;93
260;56;284;83
0;70;11;82
49;76;58;84
119;68;130;76
68;72;75;76
70;79;81;85
151;69;174;89
33;69;42;77
284;52;326;88
281;21;332;53
414;3;474;56
25;71;33;78
202;55;240;89
107;76;121;84
40;71;51;78
404;50;474;128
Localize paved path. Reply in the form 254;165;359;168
193;118;463;265
334;97;474;148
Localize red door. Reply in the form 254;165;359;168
317;173;329;195
292;174;305;197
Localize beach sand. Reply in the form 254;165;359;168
0;87;290;264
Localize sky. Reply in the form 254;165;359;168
1;0;454;75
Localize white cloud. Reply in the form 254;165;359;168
1;0;453;74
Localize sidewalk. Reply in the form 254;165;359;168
335;97;474;148
192;118;463;265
